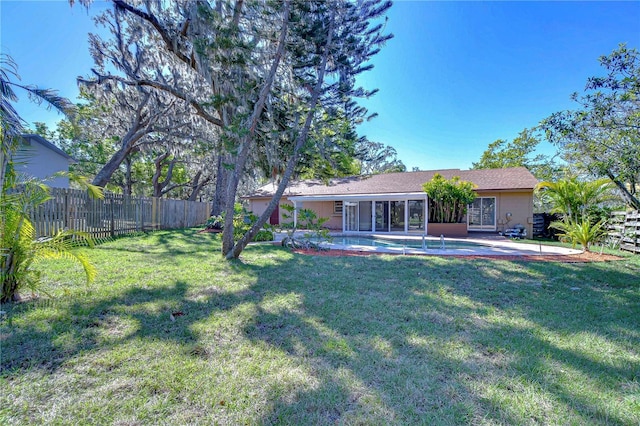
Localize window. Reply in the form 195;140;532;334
334;201;343;214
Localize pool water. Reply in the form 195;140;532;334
333;236;490;250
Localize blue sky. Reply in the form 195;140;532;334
2;1;640;171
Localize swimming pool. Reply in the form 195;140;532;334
331;236;491;250
272;232;583;256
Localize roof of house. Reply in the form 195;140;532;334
20;134;74;160
247;167;539;198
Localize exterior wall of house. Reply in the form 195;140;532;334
16;141;71;188
295;200;342;230
477;190;534;237
249;189;535;236
248;198;291;225
248;198;341;229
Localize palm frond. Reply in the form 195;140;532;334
33;230;96;284
51;171;105;199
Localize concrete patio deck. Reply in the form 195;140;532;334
273;231;583;257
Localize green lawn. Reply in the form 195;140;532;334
1;229;639;425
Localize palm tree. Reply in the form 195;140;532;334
1;54;98;302
536;177;614;223
535;177;614;251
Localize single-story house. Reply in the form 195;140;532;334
246;167;539;237
16;134;74;188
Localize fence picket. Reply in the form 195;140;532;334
25;188;210;239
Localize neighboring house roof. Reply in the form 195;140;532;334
247;167;539;198
20;134;74;161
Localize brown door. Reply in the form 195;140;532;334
269;205;279;225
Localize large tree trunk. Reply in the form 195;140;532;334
124;156;133;196
188;171;210;202
152;152;178;198
91;124;148;188
92;145;132;188
220;1;291;256
225;7;334;260
607;170;640;210
211;154;230;216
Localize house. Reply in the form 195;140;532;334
15;134;74;188
246;167;539;237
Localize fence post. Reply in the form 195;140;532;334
139;196;144;232
110;197;115;237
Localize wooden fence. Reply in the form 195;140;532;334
607;210;640;254
28;188;211;239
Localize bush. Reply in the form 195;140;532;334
253;230;274;242
1;178;97;302
550;218;607;252
205;204;273;243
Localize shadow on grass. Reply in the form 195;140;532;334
2;241;638;424
241;255;639;424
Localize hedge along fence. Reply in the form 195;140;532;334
607;210;640;254
28;187;210;239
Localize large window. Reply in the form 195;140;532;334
468;197;496;230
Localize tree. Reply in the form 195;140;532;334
224;0;393;259
356;139;406;175
535;177;613;252
541;44;640;210
80;0;392;260
472;128;557;181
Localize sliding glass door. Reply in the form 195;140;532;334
468;197;496;230
375;201;389;232
408;200;424;233
344;202;358;232
358;201;372;231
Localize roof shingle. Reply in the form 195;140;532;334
247;167;538;198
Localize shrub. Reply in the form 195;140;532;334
1;178;97;302
253;230;274;242
279;204;331;250
550;218;607;252
205;204;272;242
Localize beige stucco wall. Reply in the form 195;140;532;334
477;190;534;237
297;200;342;229
248;197;341;229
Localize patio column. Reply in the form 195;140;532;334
404;200;409;233
292;200;298;228
425;196;429;236
371;201;376;233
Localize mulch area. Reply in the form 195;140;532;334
292;248;624;263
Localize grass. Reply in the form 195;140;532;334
1;229;639;425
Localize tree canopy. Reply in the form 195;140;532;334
77;0;393;259
472;128;558;181
541;44;640;210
